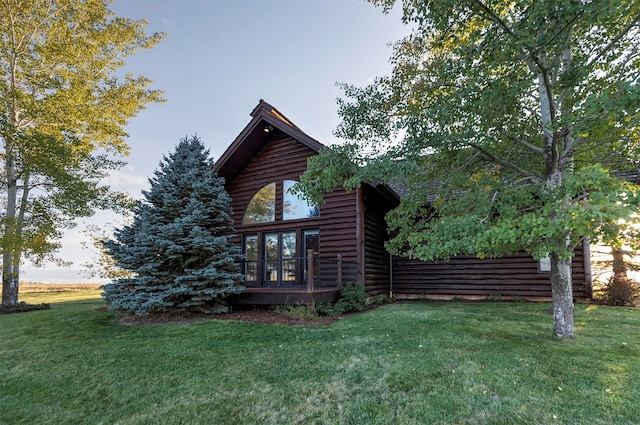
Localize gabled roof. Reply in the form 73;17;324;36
214;100;325;182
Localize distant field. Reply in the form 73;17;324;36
19;282;103;293
9;282;104;304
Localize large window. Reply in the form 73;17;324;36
244;181;319;224
283;180;320;220
244;183;276;224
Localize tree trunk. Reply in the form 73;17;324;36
550;253;574;338
611;246;627;282
2;122;20;305
2;269;19;305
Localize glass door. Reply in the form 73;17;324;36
281;232;297;283
304;230;319;283
263;231;297;286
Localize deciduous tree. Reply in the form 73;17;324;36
0;0;164;304
298;0;640;337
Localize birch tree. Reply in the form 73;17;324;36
0;0;164;304
297;0;640;337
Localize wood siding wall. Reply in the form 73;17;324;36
391;246;589;299
226;135;359;284
362;186;393;296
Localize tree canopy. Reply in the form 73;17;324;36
297;0;640;337
0;0;164;304
102;136;245;315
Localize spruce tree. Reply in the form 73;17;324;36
102;136;244;315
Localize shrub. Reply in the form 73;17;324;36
335;282;368;312
314;302;336;316
317;282;368;316
275;304;319;321
0;302;49;314
601;276;639;306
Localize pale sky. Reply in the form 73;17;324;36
23;0;412;283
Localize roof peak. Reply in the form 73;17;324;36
251;99;301;131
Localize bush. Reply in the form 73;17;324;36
335;282;368;312
0;302;49;314
317;282;369;316
274;304;319;321
601;276;639;306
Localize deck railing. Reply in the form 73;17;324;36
242;251;350;290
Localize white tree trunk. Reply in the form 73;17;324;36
2;111;20;305
2;153;20;305
537;51;575;337
550;253;574;337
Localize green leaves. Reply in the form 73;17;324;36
0;0;165;303
298;0;640;257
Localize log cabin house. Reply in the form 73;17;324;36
214;100;592;305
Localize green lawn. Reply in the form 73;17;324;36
1;292;639;424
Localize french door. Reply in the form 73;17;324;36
242;229;319;287
264;232;296;286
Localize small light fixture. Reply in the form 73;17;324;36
263;124;274;134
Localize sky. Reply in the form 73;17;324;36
22;0;412;283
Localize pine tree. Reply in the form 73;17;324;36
102;136;244;315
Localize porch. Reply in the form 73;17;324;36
230;252;352;305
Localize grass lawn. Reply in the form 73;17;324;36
1;291;639;425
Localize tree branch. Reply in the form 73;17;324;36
470;0;519;40
471;0;557;123
506;134;544;154
586;14;640;69
468;142;542;183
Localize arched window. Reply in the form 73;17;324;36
283;180;320;220
244;183;276;224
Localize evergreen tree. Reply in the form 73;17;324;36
102;136;244;315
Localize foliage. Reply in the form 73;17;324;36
3;298;640;424
335;281;368;312
0;0;165;304
0;301;49;314
317;282;369;316
600;276;639;306
297;0;640;337
102;136;245;315
274;303;320;321
81;222;134;280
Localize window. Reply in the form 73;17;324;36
243;235;258;282
283;180;320;220
244;183;276;224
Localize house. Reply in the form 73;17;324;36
213;100;592;305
